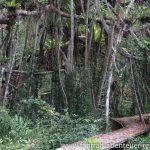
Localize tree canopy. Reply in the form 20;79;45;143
0;0;150;149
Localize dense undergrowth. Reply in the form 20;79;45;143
0;98;149;150
128;135;150;150
0;99;105;150
1;98;150;150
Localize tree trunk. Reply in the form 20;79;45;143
85;0;90;70
128;57;145;123
3;25;19;104
95;25;115;108
106;69;113;130
66;0;75;73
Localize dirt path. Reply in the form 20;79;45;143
57;114;150;150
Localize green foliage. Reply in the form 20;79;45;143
4;0;20;8
138;37;150;49
0;105;105;150
129;2;150;22
78;24;86;35
0;107;36;149
15;98;55;120
145;102;150;113
44;37;55;49
34;114;104;149
0;117;36;150
128;135;150;150
120;35;150;63
85;137;102;150
119;99;133;116
0;56;9;63
10;115;32;139
64;71;91;115
0;99;104;150
0;106;12;137
94;23;102;42
62;0;71;13
0;0;149;149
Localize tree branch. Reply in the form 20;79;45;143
0;4;110;25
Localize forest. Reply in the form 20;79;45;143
0;0;150;149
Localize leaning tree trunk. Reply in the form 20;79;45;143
3;26;19;105
128;57;145;123
95;25;115;108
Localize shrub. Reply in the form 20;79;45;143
85;137;102;150
14;98;55;121
128;135;150;150
0;106;12;137
0;103;105;150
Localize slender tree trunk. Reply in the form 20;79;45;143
56;0;68;107
128;57;145;123
95;25;115;108
3;26;19;104
80;0;85;13
85;0;90;70
0;26;12;59
133;62;145;113
15;19;30;89
85;4;98;115
66;0;75;73
28;20;40;98
0;68;5;102
106;69;113;131
56;30;68;107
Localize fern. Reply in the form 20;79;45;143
138;37;150;49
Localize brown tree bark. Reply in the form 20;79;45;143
128;57;145;123
85;0;90;70
95;25;115;108
3;26;19;104
66;0;75;73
